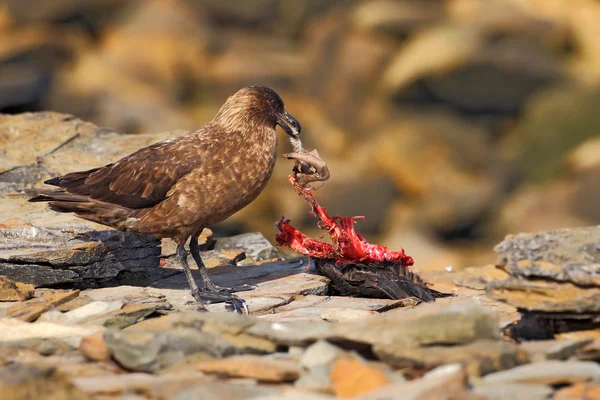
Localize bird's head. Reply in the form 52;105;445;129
213;85;301;139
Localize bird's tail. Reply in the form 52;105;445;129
29;190;133;228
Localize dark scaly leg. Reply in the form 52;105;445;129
175;243;208;312
188;236;250;314
189;236;256;293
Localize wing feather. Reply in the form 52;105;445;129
48;136;200;209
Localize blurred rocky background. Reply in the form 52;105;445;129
1;0;599;273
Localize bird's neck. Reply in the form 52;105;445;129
212;104;274;138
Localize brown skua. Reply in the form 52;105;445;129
30;85;310;313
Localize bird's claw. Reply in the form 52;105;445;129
191;288;250;314
224;295;249;314
228;298;250;315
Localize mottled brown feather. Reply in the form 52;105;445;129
50;136;202;209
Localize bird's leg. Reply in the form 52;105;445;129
189;236;256;293
189;236;251;313
176;244;208;312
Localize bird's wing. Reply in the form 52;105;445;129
47;137;200;209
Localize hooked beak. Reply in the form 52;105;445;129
276;112;301;139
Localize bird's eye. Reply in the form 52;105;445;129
270;99;278;107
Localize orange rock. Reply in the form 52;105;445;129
0;4;11;32
330;356;391;398
556;330;600;341
7;290;79;321
555;382;600;399
0;276;34;302
197;355;300;383
0;217;33;230
80;331;109;362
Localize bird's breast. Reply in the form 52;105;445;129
169;128;278;227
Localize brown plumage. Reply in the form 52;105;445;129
29;85;303;313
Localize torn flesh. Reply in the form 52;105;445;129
275;175;414;268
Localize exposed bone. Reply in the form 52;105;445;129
283;149;330;187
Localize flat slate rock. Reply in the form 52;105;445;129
482;360;600;385
330;300;499;348
519;339;592;362
213;232;280;262
151;262;329;313
210;294;292;315
104;328;235;373
244;273;330;297
0;363;91;400
0;218;161;287
471;383;554;400
276;295;405;313
246;319;333;347
37;300;124;324
72;372;206;396
454;265;510;290
83;286;168;305
494;226;600;286
0;275;34;301
260;295;407;322
374;339;528;374
247;300;501;350
0;112;85;174
83;303;156;329
0;317;101;349
104;312;280;372
487;226;600;316
486;277;600;313
0;112;180;191
197;355;301;383
321;308;378;322
170;381;281;400
7;289;80;321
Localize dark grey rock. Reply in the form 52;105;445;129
0;228;161;287
0;263;80;287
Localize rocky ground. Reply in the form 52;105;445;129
2;112;600;399
1;0;600;272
